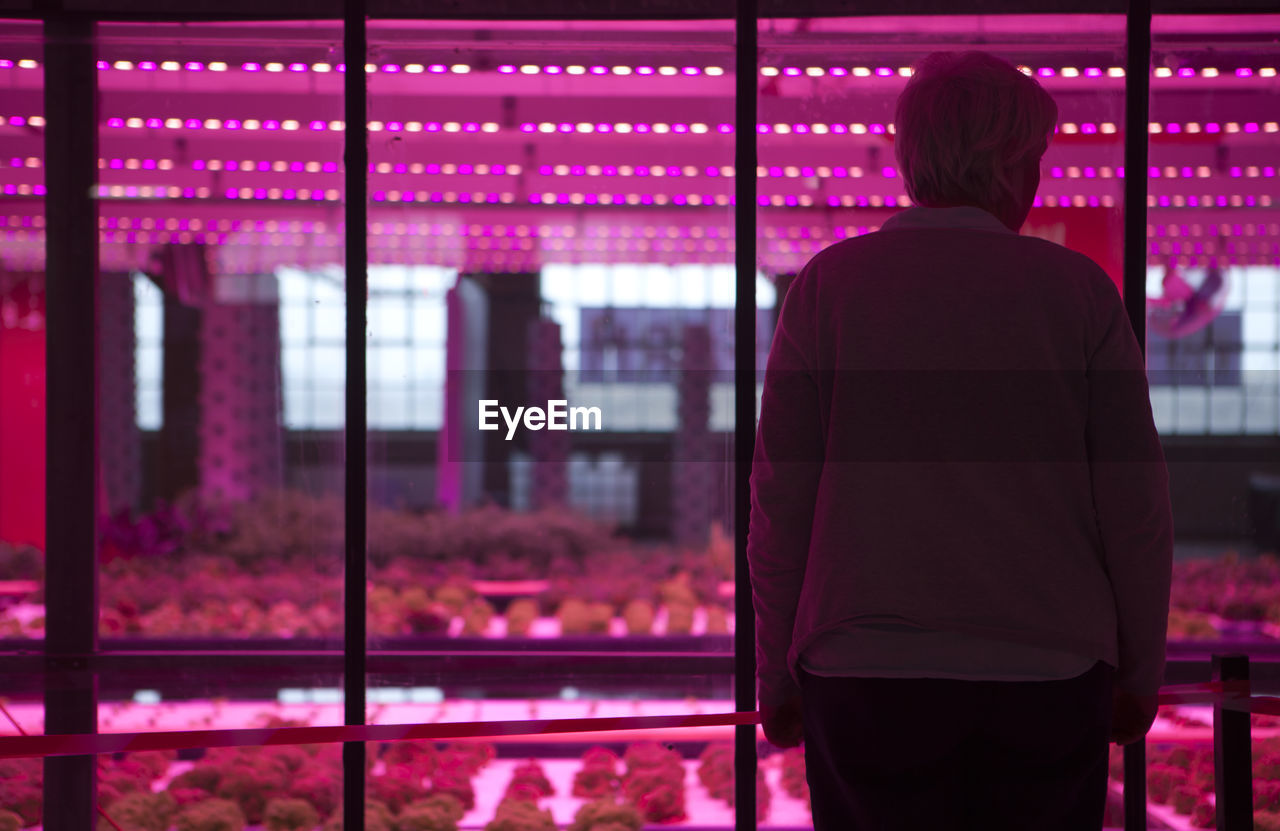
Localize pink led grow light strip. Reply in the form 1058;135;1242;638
3;57;1278;79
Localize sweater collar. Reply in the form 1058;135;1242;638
880;205;1014;234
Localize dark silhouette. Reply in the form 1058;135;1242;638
748;51;1173;830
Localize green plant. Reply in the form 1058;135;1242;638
263;798;320;831
483;799;555;831
567;798;643;831
96;791;177;831
395;795;462;831
322;801;393;831
173;798;247;831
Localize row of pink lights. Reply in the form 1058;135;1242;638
68;160;1280;179
3;182;1271;209
1;117;1270;135
8;215;1275;236
3;57;1279;79
11;157;1280;181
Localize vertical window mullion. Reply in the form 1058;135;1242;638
734;1;758;830
342;1;369;827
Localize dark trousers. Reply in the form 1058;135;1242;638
799;660;1114;831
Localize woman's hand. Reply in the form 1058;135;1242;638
1110;686;1158;745
761;692;805;748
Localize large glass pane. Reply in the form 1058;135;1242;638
86;20;349;807
1149;15;1280;830
754;15;1128;829
0;20;45;647
363;19;741;829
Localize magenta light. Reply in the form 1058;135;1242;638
527;194;540;203
309;120;325;131
1082;123;1097;134
637;66;654;75
186;62;204;71
596;123;612;133
425;122;441;132
498;65;515;74
9;116;25;126
881;166;896;178
520;123;535;133
683;67;699;76
794;124;809;134
831;124;848;134
1237;68;1253;78
145;118;162;128
757;124;769;134
184;119;200;129
871;124;886;134
96;60;109;70
1038;68;1054;77
382;64;402;73
1206;123;1221;133
322;162;338;173
1051;166;1065;178
425;163;441;174
784;67;801;76
184;187;196;198
139;61;157;71
833;167;847;177
719;124;733;134
1230;167;1243;177
1085;68;1102;77
289;63;306;72
591;66;608;75
464;122;480;132
1178;68;1195;77
558;123;572;133
1084;166;1096;178
603;165;617;176
337;64;346;73
142;159;156;169
768;166;781;177
0;60;15;69
223;119;241;130
387;121;403;131
1245;123;1260;133
494;164;507;174
876;67;893;77
830;67;848;77
635;124;650;133
706;166;719;177
1166;122;1181;133
107;117;124;128
290;162;303;172
242;62;261;72
254;188;267;200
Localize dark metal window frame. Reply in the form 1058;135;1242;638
21;0;1273;828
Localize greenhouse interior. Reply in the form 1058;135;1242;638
2;0;1280;829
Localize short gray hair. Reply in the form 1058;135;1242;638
894;51;1058;214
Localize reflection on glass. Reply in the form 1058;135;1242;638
362;18;745;831
0;21;45;645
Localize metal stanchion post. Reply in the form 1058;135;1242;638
1123;740;1147;831
1213;653;1252;831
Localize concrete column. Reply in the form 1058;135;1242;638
527;317;568;509
198;274;283;503
673;324;713;546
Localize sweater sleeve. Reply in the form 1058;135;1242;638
748;268;825;708
1086;271;1174;698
